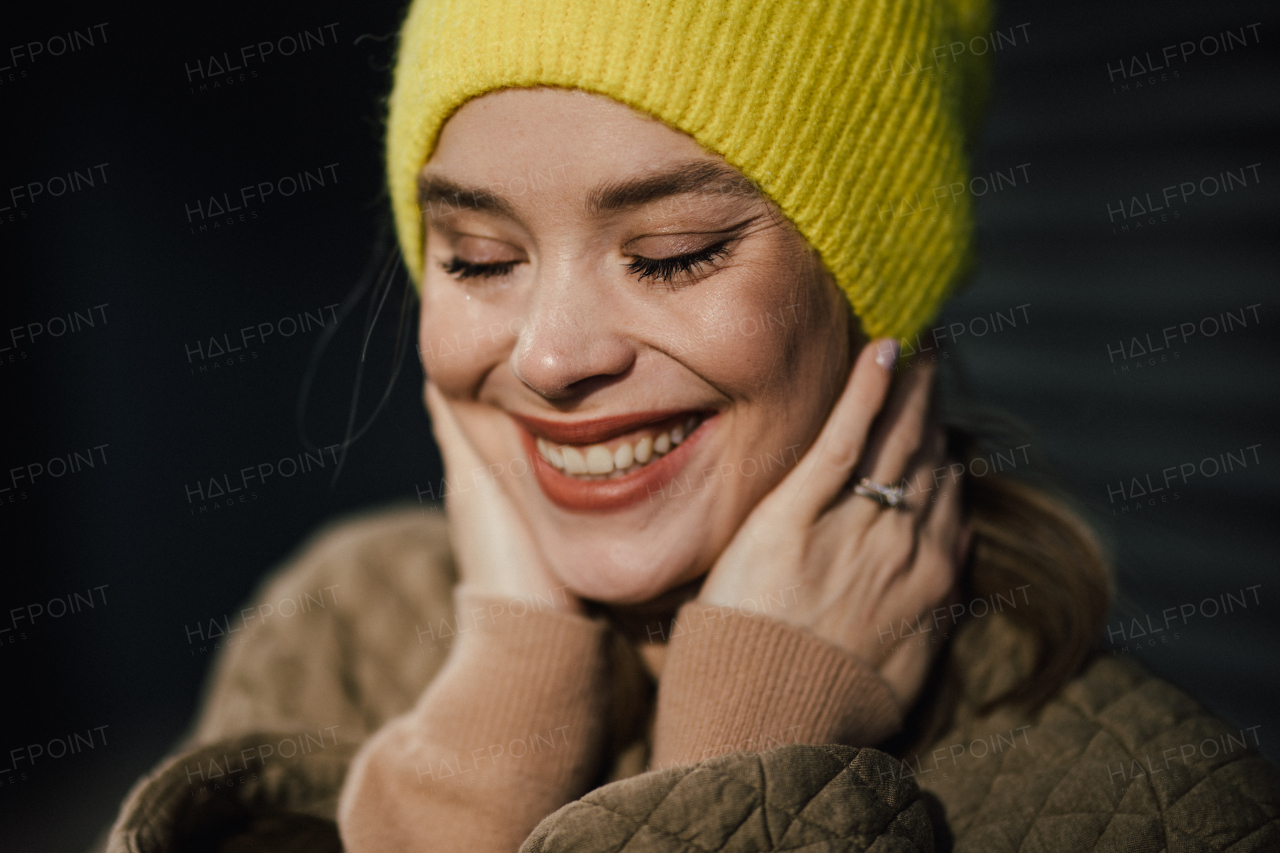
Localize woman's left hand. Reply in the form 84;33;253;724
696;339;968;712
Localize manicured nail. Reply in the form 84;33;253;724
874;339;900;370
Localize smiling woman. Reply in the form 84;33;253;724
98;0;1279;851
412;89;856;604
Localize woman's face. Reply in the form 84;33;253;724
419;87;858;604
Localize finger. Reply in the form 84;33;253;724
424;380;481;476
838;363;938;528
872;475;964;693
860;360;937;488
424;381;495;520
881;422;947;517
910;468;964;604
764;338;897;523
880;476;963;635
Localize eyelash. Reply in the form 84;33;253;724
626;241;732;283
439;240;733;284
441;257;519;279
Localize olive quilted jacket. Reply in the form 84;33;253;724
100;506;1280;852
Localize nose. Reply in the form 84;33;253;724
510;260;637;400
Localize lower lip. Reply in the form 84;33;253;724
517;415;717;512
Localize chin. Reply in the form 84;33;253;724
537;529;706;605
501;409;728;604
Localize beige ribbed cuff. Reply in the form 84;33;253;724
650;601;903;771
414;585;611;786
338;586;611;852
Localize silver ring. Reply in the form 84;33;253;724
853;478;905;508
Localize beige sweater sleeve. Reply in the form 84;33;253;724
337;585;611;852
650;601;904;771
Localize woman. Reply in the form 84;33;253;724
102;0;1279;850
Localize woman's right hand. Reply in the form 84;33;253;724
423;380;581;613
339;382;605;853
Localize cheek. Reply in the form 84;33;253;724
680;300;792;388
417;281;522;395
672;257;838;401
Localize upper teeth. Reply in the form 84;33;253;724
535;415;702;479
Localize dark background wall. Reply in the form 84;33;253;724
0;0;1275;849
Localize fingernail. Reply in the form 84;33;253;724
874;339;900;370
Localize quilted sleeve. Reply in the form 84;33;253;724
97;505;462;853
916;656;1280;852
187;504;460;746
1160;748;1280;851
520;744;936;853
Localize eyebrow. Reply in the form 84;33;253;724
417;161;762;221
586;161;762;215
419;177;518;220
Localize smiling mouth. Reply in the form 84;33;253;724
509;409;715;511
532;413;705;480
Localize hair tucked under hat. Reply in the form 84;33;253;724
387;0;993;342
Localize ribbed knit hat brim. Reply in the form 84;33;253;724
388;0;992;341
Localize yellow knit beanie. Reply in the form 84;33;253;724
388;0;993;342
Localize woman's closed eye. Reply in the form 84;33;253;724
442;256;519;279
439;239;735;284
626;239;732;285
